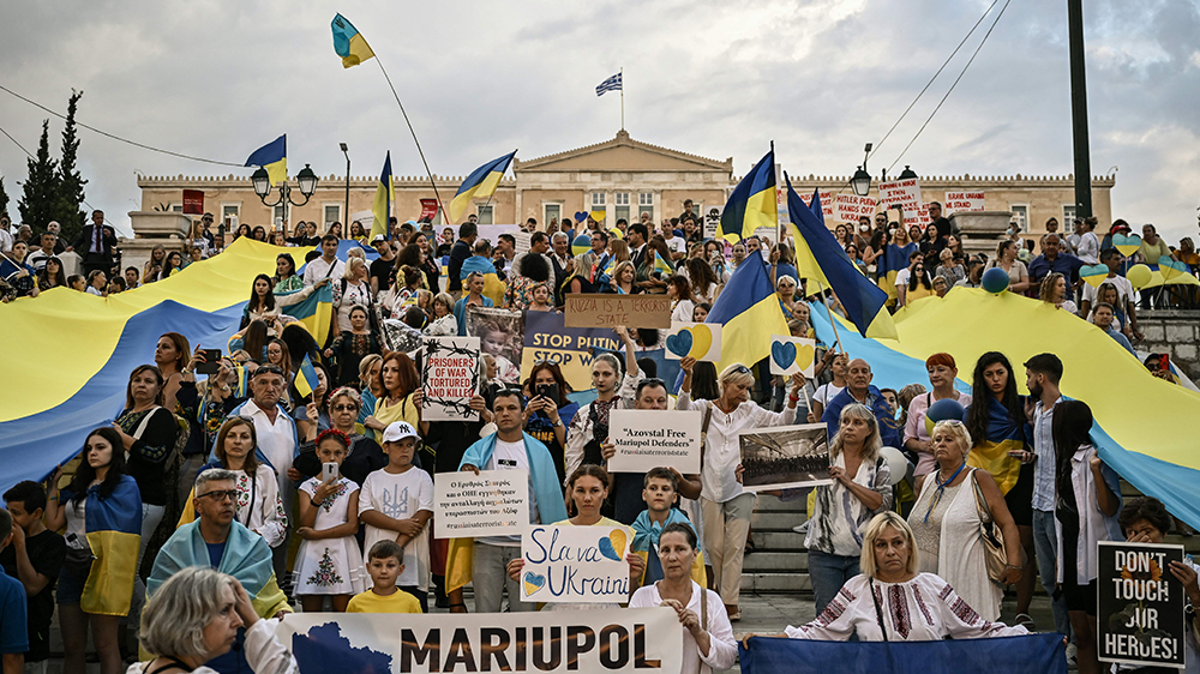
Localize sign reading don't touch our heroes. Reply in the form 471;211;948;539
1097;541;1187;670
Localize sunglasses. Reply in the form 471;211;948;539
731;365;751;374
197;489;239;502
254;365;284;377
332;404;357;412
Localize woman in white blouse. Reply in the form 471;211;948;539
333;257;373;335
741;512;1029;644
630;522;737;674
423;292;458;336
186;417;287;548
677;358;804;621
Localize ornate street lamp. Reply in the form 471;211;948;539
850;143;873;197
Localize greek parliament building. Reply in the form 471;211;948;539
136;130;1115;239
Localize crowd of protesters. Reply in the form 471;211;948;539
0;204;1197;674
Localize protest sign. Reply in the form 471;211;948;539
770;336;816;377
1097;541;1187;669
879;178;924;213
834;194;878;224
465;306;525;381
514;231;531;255
798;189;836;222
182;189;204;215
564;294;672;329
523;310;622;391
943;191;985;213
520;524;635;603
607;409;702;474
664;321;722;362
703;204;723;239
279;607;683;674
433;469;529;538
739;423;831;492
421;336;480;421
419;198;438;221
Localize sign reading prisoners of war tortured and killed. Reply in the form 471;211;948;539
607;409;702;474
564;294;673;329
433;470;529;538
1097;541;1187;669
421;336;481;422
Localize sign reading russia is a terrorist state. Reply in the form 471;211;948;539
279;608;683;673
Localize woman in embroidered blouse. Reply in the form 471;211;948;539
741;512;1028;644
194;418;287;547
325;305;381;387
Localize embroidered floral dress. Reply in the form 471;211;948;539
292;476;367;596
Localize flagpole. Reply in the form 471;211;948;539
814;277;845;355
372;55;448;222
620;67;625;130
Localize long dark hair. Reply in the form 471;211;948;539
564;464;610;517
68;428;128;504
280;323;321;373
1053;399;1094;495
523;361;572;407
274;254;297;282
243;320;270;363
248;274;276;313
908;262;932;291
966;352;1023;447
691;361;721;401
38;257;67;288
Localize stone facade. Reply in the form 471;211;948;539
1135;310;1200;378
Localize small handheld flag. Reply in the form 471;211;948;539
294;353;321;400
654;250;674;276
331;14;375;68
245;135;287;186
596;73;622;96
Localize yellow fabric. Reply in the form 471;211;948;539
716;293;789;375
372;392;419;443
371;172;393;241
81;530;140;616
446;537;474;593
787;221;832;289
342;33;375;68
0;237;296;421
264;158;287;186
347;588;423;613
250;573;291;619
966;439;1023;495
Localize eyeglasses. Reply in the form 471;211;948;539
197;489;239;502
332;404;357;412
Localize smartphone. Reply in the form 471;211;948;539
321;463;338;482
196;348;222;375
536;383;559;402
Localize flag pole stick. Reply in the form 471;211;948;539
620;67;625;130
372;56;448;222
814;277;845;355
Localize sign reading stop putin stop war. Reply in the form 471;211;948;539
433;470;529;538
943;191;985;213
1097;541;1187;669
564;294;672;329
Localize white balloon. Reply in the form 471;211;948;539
879;446;909;486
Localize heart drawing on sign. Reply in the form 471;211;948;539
598;535;622;561
686;325;712;360
666;330;693;358
608;528;627;558
1080;264;1109;288
523;572;546;596
771;341;797;371
795;342;815;372
574;211;590;224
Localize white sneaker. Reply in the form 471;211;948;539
792;521;810;534
1066;642;1077;667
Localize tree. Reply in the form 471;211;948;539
17;120;60;230
0;177;9;218
55;90;87;241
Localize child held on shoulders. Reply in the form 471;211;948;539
347;540;423;613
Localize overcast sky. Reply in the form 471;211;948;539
1;0;1198;242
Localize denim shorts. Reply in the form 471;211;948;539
56;553;92;605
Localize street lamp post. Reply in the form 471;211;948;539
339;143;351;231
252;164;319;231
850;143;873;197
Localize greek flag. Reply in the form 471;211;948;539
596;72;622;96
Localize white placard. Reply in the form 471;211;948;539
769;336;817;377
943;191;985;213
433;469;528;538
663;321;722;362
878;178;924;213
520;524;633;603
797;189;836;222
703;204;723;239
834;194;879;223
421;336;481;421
513;230;531;255
607;409;702;474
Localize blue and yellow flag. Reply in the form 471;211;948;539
295;352;321;399
571;234;592;257
331;13;375;69
719;144;776;243
280;283;333;344
459;255;505;305
965;395;1027;495
705;248;787;372
80;474;142;616
448;151;516;223
809;187;825;225
371;152;393;241
785;175;896;340
244;135;286;186
654;250;674;276
877;242;917;303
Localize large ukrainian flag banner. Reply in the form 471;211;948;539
877;241;917;303
331;13;375;69
244;135;286;186
704;250;788;372
81;474;142;616
459;255;505;305
448;151;517;224
719;144;776;243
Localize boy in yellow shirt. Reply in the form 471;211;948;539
346;540;423;613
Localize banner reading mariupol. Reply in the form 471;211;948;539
1098;540;1187;669
421;336;480;422
279;608;683;674
607;409;701;474
433;470;529;538
521;524;634;604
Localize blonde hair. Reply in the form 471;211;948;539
343;256;366;281
829;402;882;462
931;420;972;456
859;511;920;579
139;567;238;660
1038;272;1065;303
358;353;383;392
717;363;755;396
612;260;636;283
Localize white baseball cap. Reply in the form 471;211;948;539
381;421;418;443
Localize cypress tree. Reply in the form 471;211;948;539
56;90;88;241
17;120;60;230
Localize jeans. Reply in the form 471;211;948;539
472;543;535;613
808;549;861;616
1033;508;1072;638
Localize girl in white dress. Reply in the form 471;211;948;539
294;429;367;611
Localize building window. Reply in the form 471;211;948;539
273;204;287;227
591;192;606;207
221;204;240;220
324;204;342;226
613;193;630;224
1009;204;1028;232
170;204;183;213
477;204;494;225
1062;205;1076;225
544;203;561;227
638;192;654;221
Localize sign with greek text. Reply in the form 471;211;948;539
1097;541;1186;669
278;607;683;674
182;189;205;215
520;524;635;604
607;409;702;474
564;294;672;329
433;470;529;538
943;191;985;213
798;190;836;222
421;336;481;421
878;178;924;214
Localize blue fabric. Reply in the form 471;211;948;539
807;549;861;616
149;520;277;601
821;385;902;448
0;568;27;655
453;295;493;336
738;632;1066;674
631;507;699;553
1033;509;1072;637
459;432;569;525
1028;253;1084;284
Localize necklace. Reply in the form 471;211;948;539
922;461;966;524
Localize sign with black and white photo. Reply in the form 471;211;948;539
738;423;831;492
607;409;702;474
1097;540;1186;669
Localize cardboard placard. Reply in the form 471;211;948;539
834;194;879;224
433;469;529;538
607;409;702;474
1097;541;1187;669
739;423;832;492
943;191;985;213
769;336;816;377
878;178;924;213
664;321;722;362
421;336;481;421
182;189;205;215
798;189;836;222
564;294;672;329
520;524;633;603
703;204;723;239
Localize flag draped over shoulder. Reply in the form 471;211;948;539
448;151;516;223
719;144;776;243
79;475;142;616
878;242;918;302
331;13;375;68
785;175;897;340
244;135;287;186
459;256;504;305
280;284;333;344
371;152;393;241
965;395;1028;495
705;253;787;371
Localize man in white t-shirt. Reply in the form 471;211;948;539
663;228;687;261
302;235;344;287
810;352;848;423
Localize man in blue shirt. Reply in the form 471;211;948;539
1028;234;1084;286
0;508;29;674
821;358;902;449
1093;303;1136;356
